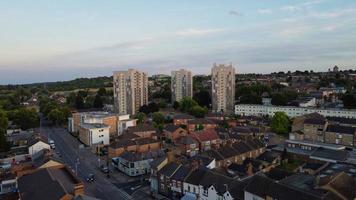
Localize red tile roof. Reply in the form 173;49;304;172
190;129;220;142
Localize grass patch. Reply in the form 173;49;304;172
278;159;304;172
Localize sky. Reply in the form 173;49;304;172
1;0;356;84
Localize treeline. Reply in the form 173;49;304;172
1;76;113;92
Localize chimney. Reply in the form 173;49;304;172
246;162;253;176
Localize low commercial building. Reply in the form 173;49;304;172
235;104;356;119
111;150;165;176
78;123;110;147
117;114;137;136
68;111;118;137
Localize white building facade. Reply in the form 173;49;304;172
235;104;356;119
78;124;110;146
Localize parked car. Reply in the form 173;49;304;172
86;174;95;182
49;139;55;149
101;165;109;173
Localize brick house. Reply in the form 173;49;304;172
324;125;355;146
175;136;200;157
303;118;328;142
202;139;265;167
173;114;195;126
163;124;188;142
190;129;221;151
108;137;161;158
187;119;218;132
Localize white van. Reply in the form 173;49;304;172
49;139;55;149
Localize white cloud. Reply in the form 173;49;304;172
278;26;310;39
257;9;272;14
311;8;356;19
175;28;225;37
281;0;323;12
229;10;243;16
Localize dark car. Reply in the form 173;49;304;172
86;174;95;182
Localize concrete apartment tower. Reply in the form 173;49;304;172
171;69;193;103
113;69;148;115
211;64;235;113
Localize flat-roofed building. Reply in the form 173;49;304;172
68;111;118;138
235;104;356;119
78;123;110;146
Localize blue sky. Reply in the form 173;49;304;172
1;0;356;84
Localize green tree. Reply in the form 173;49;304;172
195;124;204;131
193;90;211;108
135;112;145;124
152;112;165;125
179;97;198;113
48;109;64;124
93;94;103;108
173;101;180;110
97;87;107;96
342;93;356;109
0;109;8;130
271;112;290;135
189;105;208;118
239;93;262;104
0;109;9;152
271;93;288;106
11;108;40;130
75;94;85;109
139;102;159;114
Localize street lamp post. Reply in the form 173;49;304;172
75;158;80;176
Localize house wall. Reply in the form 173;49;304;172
28;142;50;155
325;132;354;146
90;128;110;146
244;191;264;200
304;124;325;142
137;142;161;153
235;104;356;119
102;116;118;137
118;120;136;135
183;182;200;196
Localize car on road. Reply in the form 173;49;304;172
100;165;110;173
49;139;55;149
86;174;95;182
130;185;141;191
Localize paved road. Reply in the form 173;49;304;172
40;120;133;200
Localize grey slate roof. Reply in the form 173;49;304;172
326;125;356;135
310;147;348;162
18;169;67;200
185;168;207;185
159;162;181;177
164;124;181;132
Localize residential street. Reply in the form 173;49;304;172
39;120;136;200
